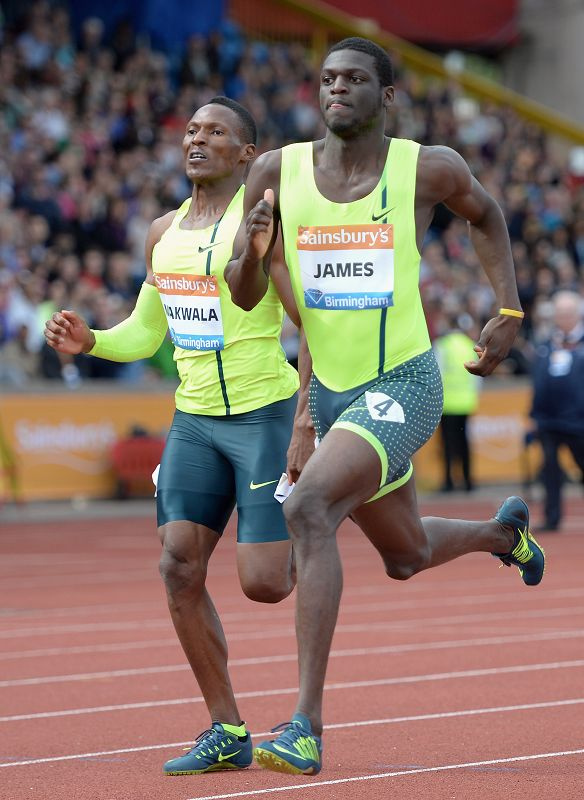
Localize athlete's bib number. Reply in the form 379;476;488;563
155;272;224;351
365;391;405;423
297;224;394;311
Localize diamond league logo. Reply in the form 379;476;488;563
304;288;324;305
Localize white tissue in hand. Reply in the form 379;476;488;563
274;472;295;504
152;464;160;497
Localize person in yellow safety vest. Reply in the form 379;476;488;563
433;313;481;492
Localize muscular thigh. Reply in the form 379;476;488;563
156;409;236;534
213;395;296;543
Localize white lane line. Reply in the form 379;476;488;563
3;624;583;664
3;658;584;723
3;580;584;657
2;585;583;624
0;568;160;591
0;638;178;661
2;600;583;641
1;699;583;768
3;628;584;688
185;749;584;800
0;638;179;662
0;600;161;621
0;619;169;639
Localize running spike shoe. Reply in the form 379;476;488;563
254;712;322;775
163;722;252;775
492;496;545;586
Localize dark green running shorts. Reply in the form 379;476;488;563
308;350;443;502
156;394;296;542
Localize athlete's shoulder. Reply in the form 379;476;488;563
251;147;283;177
417;145;472;202
250;142;314;175
145;209;178;258
154;208;179;225
244;148;284;209
418;144;468;170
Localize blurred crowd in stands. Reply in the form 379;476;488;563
1;0;584;388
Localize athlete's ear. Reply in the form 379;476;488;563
382;86;394;109
241;143;256;163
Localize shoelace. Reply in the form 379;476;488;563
183;727;221;753
271;721;301;741
269;720;314;747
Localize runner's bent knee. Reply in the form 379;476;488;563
383;542;431;580
237;540;294;603
283;485;336;546
240;576;293;603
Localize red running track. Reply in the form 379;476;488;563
1;493;584;799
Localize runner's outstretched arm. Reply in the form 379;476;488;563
45;215;172;360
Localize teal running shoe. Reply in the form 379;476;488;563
254;712;322;775
492;496;545;586
163;722;252;775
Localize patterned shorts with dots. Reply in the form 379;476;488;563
308;349;443;502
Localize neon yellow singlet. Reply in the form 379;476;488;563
280;139;430;392
152;185;298;415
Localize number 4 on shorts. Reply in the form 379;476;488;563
365;390;405;423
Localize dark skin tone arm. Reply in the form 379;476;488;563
286;327;315;483
267;229;314;480
415;145;522;376
225;150;282;311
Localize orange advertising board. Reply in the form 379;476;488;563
1;383;542;503
0;391;175;502
414;383;533;490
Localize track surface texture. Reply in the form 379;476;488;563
1;489;583;799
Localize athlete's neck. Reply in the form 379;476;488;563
319;129;389;179
182;175;243;229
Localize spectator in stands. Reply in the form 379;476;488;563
530;290;584;531
1;1;584;390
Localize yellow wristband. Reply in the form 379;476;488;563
498;307;524;319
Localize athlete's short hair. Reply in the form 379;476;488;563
326;37;394;87
207;96;257;145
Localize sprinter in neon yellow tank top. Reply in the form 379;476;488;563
226;39;546;776
44;98;311;777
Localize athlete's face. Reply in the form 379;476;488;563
182;105;254;183
319;50;393;137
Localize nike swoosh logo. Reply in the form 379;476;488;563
218;749;241;762
249;479;279;490
198;242;223;253
371;207;395;221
